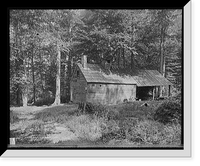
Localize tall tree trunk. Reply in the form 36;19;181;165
122;47;125;68
38;52;45;93
131;51;134;70
22;90;28;107
31;51;36;104
22;58;28;107
160;25;167;76
39;68;44;93
14;26;21;106
131;15;135;70
16;84;20;106
66;25;73;102
159;26;165;97
160;32;164;75
53;44;61;105
117;48;120;68
63;52;68;102
65;52;72;102
15;58;21;106
163;56;166;77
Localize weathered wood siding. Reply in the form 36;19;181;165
70;67;87;103
86;83;136;105
71;65;136;105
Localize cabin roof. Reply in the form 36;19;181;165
77;63;172;86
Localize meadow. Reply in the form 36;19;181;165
10;96;182;148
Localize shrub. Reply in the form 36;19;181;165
10;110;19;124
34;97;55;106
65;115;103;141
169;92;182;103
79;102;109;118
120;117;139;130
100;119;122;142
126;120;182;145
174;92;181;102
153;100;182;124
16;120;50;144
161;123;182;145
126;120;164;144
65;113;122;142
106;110;120;120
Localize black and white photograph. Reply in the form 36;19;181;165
7;6;189;156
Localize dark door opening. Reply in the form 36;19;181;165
136;86;154;101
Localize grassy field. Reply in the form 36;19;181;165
10;100;182;148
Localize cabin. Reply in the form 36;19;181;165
70;55;172;105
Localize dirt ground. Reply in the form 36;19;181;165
10;104;79;144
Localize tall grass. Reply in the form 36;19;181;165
65;115;103;141
11;101;182;146
12;120;50;144
123;119;181;145
64;101;182;146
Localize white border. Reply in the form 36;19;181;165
183;0;191;158
2;3;191;157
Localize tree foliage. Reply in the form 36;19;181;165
9;9;182;106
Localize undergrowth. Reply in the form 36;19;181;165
10;100;182;146
11;120;50;144
10;110;19;124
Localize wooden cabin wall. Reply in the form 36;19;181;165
86;83;136;105
154;85;170;99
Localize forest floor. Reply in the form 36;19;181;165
9;101;182;148
10;104;79;145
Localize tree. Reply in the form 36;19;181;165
77;10;127;66
37;10;87;104
37;10;71;105
164;10;182;91
10;9;182;106
10;10;36;106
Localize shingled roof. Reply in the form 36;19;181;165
77;63;172;87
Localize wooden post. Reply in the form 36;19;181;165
168;85;171;97
153;87;155;100
83;102;86;113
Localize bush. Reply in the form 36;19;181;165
153;100;182;124
65;115;103;141
106;110;120;120
120;117;139;130
126;120;181;145
79;102;109;118
100;119;122;142
169;92;182;103
10;110;19;124
126;120;163;144
34;97;55;106
161;123;182;145
16;120;50;144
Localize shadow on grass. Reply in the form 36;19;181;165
33;104;79;122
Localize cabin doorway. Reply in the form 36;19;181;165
136;86;155;101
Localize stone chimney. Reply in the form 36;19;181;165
105;60;111;71
81;55;87;68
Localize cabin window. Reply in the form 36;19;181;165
99;84;102;87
